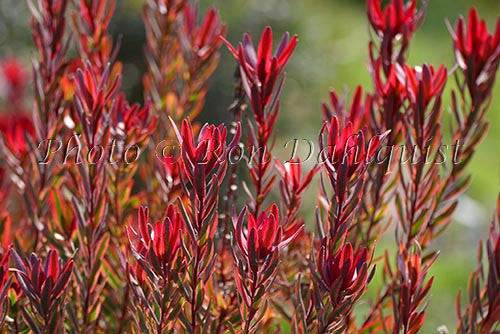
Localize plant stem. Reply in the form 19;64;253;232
190;246;200;334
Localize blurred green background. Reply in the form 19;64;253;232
0;0;499;332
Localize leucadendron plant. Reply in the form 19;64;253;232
0;0;498;333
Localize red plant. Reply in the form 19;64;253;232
311;240;373;332
174;119;237;186
367;0;426;72
397;64;447;246
1;58;28;104
456;196;500;333
391;244;436;334
404;64;447;110
131;205;183;277
0;252;11;329
171;118;240;333
72;0;118;72
480;204;500;333
417;8;500;248
144;0;224;125
224;29;306;332
299;113;385;333
142;0;226;223
224;27;298;216
30;0;70;138
275;158;318;228
233;205;299;263
0;1;498;333
452;8;500;104
69;62;120;331
224;27;297;126
232;205;298;333
127;205;184;332
3;0;71;258
182;5;226;59
367;0;419;38
321;86;370;130
108;94;156;232
0;114;35;158
319;117;384;181
318;116;388;245
333;66;405;252
317;242;370;295
11;249;73;333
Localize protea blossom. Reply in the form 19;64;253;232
319;116;387;184
172;118;240;187
402;64;447;109
451;8;500;102
223;26;297;124
181;4;226;62
232;204;300;333
11;249;73;332
0;113;35;158
233;204;300;263
316;241;372;304
128;205;184;279
367;0;420;39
